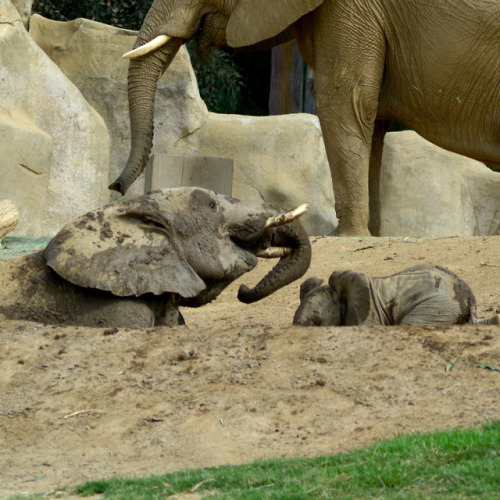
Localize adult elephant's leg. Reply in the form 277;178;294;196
314;3;386;236
368;120;392;236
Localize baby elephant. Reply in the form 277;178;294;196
293;265;499;327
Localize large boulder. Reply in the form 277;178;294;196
0;0;110;237
30;15;209;199
30;15;337;235
379;131;500;236
0;113;52;236
171;112;337;235
10;0;31;26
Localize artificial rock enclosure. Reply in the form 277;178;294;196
2;0;500;238
1;0;500;497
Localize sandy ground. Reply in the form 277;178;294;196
1;236;499;498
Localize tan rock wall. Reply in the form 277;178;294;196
1;1;110;236
10;0;31;25
30;15;208;199
0;113;51;236
171;113;337;235
379;131;500;236
30;15;337;234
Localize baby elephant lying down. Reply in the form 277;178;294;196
293;265;499;327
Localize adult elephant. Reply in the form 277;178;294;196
109;0;500;236
0;187;311;327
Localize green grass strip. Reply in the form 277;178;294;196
332;242;383;262
67;421;500;500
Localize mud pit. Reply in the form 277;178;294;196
1;236;499;497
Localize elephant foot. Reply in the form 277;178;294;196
333;210;372;237
333;225;372;237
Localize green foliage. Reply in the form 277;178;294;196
32;0;150;30
187;42;244;114
73;421;500;499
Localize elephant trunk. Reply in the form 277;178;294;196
237;221;311;303
109;38;183;195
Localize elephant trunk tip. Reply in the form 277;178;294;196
237;284;257;304
108;179;126;195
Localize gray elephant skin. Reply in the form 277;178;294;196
0;188;311;328
109;0;500;237
293;265;499;327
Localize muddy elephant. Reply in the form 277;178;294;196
0;188;311;328
109;0;500;236
293;265;499;326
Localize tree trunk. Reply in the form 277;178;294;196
269;41;304;115
304;66;317;115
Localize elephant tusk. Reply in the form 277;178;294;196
265;203;309;229
256;247;292;258
123;35;173;59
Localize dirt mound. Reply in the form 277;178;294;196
1;236;499;497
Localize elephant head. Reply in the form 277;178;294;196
109;0;324;194
45;187;311;308
292;277;344;326
293;270;379;326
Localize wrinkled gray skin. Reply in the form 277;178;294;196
293;265;499;326
109;0;500;237
0;188;310;328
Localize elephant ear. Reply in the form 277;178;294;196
299;277;324;301
44;193;206;298
328;270;372;326
226;0;324;48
